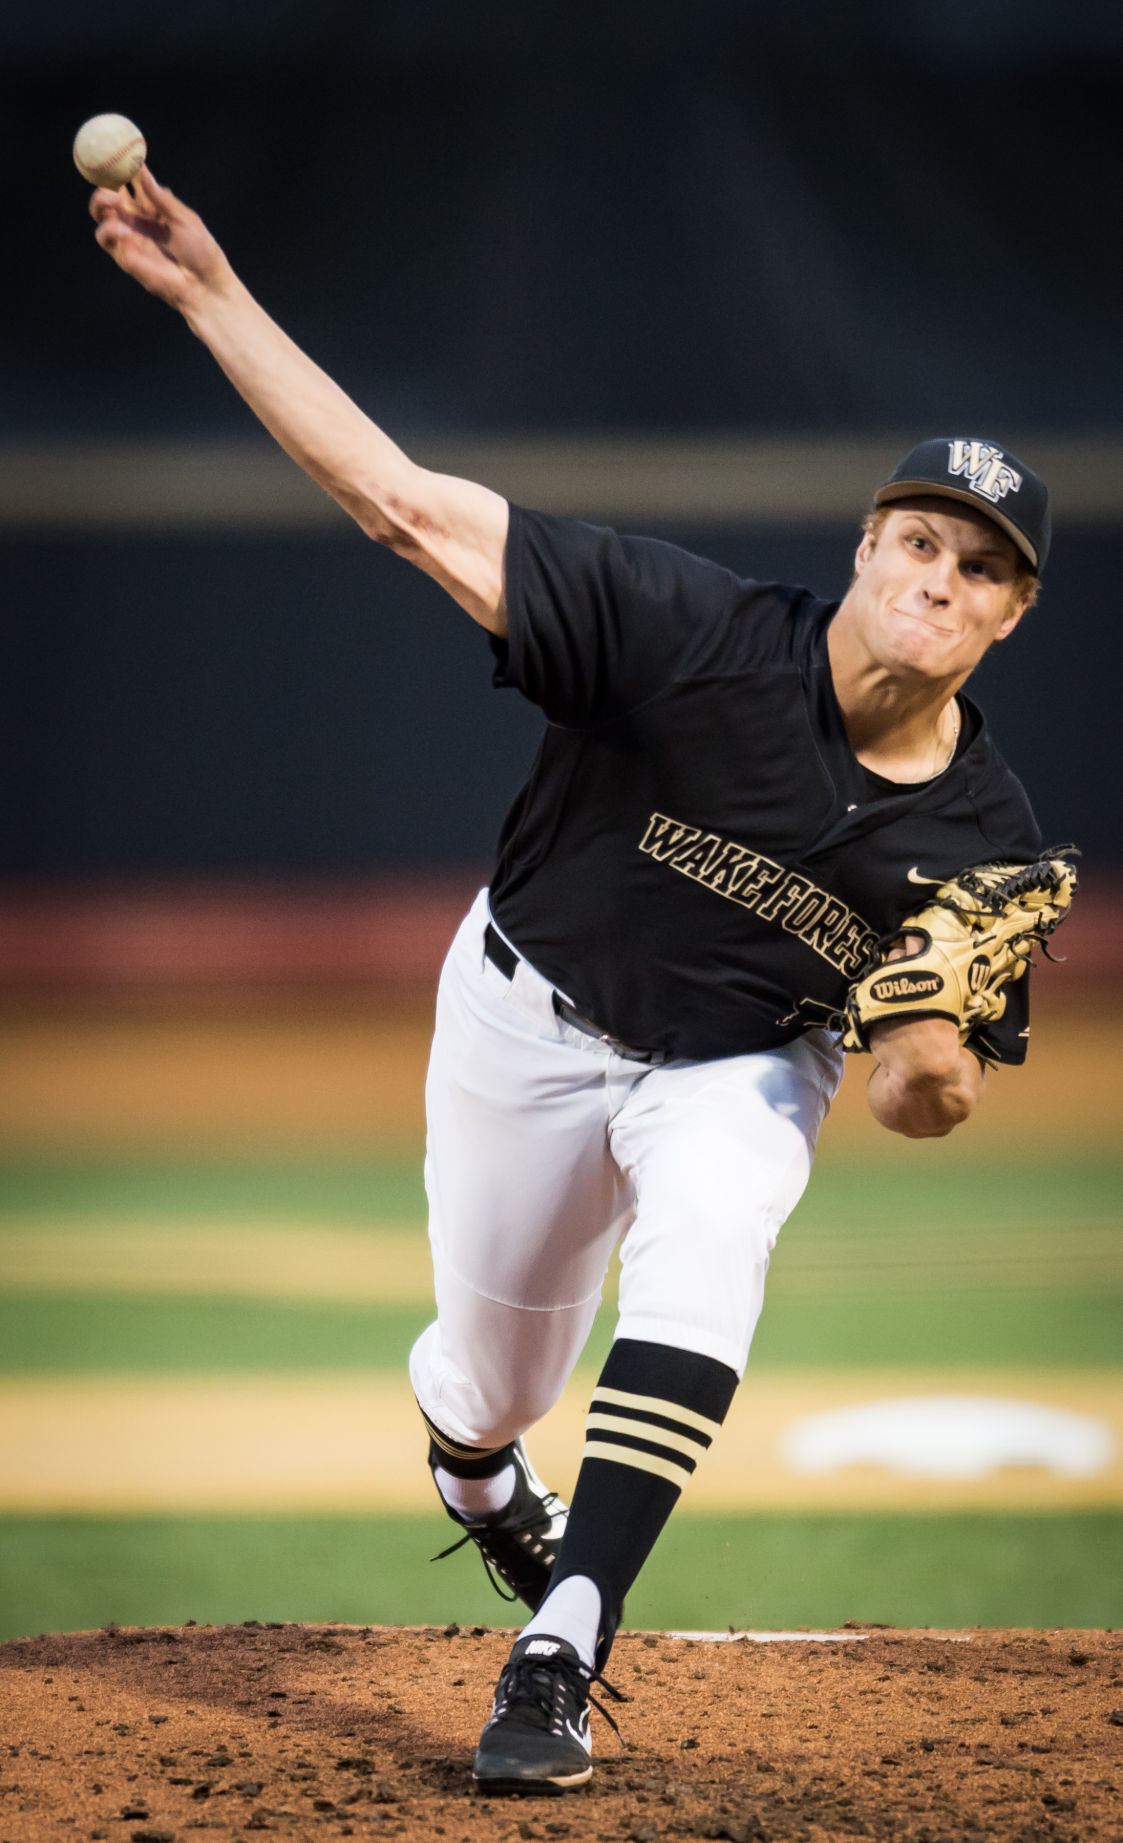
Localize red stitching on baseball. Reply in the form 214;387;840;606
80;135;145;177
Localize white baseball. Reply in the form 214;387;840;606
73;114;147;189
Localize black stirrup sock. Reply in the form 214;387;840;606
544;1337;738;1665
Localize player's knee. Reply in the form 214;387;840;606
458;1374;564;1448
415;1386;547;1451
409;1322;563;1448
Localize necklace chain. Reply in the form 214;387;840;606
854;701;960;782
929;702;960;779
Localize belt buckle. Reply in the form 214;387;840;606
552;992;659;1064
604;1030;657;1064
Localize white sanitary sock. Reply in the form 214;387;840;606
519;1573;601;1674
433;1462;516;1521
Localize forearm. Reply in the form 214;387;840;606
185;276;420;542
91;172;508;630
865;1016;984;1137
186;279;507;625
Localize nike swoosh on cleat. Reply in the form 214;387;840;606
906;867;945;885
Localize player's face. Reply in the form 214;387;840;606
848;502;1028;681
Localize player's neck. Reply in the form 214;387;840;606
848;696;961;783
826;621;966;783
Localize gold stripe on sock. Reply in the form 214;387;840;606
584;1412;708;1462
419;1408;509;1465
582;1438;693;1489
591;1386;723;1441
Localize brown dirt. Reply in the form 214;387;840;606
1;1623;1120;1843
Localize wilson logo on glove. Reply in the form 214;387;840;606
840;848;1078;1056
870;971;944;1002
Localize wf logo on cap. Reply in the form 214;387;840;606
947;440;1023;505
875;435;1048;570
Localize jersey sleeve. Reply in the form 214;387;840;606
960;719;1041;1065
968;969;1031;1067
493;504;747;725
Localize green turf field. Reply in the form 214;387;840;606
2;1511;1119;1640
0;1147;1119;1640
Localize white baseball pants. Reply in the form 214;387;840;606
409;890;844;1450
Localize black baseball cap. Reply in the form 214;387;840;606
874;437;1050;573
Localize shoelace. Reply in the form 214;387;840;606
498;1654;629;1747
588;1672;628;1745
430;1488;567;1603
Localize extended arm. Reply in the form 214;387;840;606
91;169;509;633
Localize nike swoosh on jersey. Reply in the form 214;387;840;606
906;867;946;885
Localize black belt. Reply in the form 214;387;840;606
483;923;667;1066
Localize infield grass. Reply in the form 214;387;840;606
1;1149;1120;1375
0;1510;1119;1644
2;1288;1121;1374
0;1147;1119;1231
0;1147;1118;1640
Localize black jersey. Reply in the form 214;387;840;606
487;506;1040;1066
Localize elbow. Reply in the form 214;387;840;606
346;495;415;553
909;1068;978;1134
940;1082;977;1129
329;460;439;555
868;1059;981;1138
368;478;451;557
364;504;421;554
911;1063;981;1133
866;1016;984;1138
895;1092;973;1139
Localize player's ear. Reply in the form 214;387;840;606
853;532;875;573
994;598;1028;642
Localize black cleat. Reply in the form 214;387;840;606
473;1634;593;1793
431;1439;568;1612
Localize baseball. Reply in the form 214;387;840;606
73;113;146;189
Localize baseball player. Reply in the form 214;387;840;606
91;171;1073;1797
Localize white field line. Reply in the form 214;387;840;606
282;1623;960;1643
668;1630;869;1643
666;1629;972;1643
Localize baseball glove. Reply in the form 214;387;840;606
841;849;1078;1053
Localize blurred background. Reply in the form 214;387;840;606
1;0;1120;1640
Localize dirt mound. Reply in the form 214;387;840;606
0;1621;1120;1841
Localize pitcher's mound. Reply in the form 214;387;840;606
0;1621;1119;1840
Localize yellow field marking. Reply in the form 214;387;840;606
0;1223;433;1302
0;1222;1119;1301
1;1370;1120;1514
